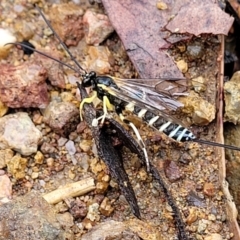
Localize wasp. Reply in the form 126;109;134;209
9;5;240;171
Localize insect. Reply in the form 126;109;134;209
9;5;240;171
79;73;189;240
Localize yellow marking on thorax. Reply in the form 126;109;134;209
97;84;116;96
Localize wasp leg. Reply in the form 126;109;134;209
79;91;98;121
119;113;150;171
95;96;114;125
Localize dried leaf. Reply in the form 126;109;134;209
101;0;184;79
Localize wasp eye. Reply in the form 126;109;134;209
89;71;96;78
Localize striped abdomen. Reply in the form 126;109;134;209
124;103;196;142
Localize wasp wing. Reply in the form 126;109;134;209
112;77;188;100
111;77;187;112
103;84;186;126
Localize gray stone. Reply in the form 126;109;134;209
43;101;79;136
0;192;65;240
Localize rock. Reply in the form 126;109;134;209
96;171;110;194
60;92;74;102
85;46;112;74
0;28;16;59
69;199;88;219
164;160;181;182
49;3;84;46
186;208;198;224
197;219;210;234
40;142;57;154
0;61;49;108
7;154;27;180
32;111;43;125
79;139;92;153
176;59;188;73
224;71;240;124
204;233;222;240
83;10;114;46
224;124;240;214
0;192;65;240
13;20;36;40
65;140;76;155
58;137;68;147
31;172;39;179
156;2;168;10
191;76;207;93
187;190;206;208
81;220;130;240
81;219;162;240
203;182;215;197
76;121;87;133
0;101;8;117
0;112;42;155
34;151;44;165
0;175;12;204
35;47;66;89
43;101;79;136
99;197;114;216
86;203;100;222
56;212;74;228
179;91;215;125
187;42;204;59
126;218;163;240
0;149;14;169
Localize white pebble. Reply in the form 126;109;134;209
0;29;16;47
65;140;76;155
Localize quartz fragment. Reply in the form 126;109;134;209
0;28;16;59
85;46;112;74
83;10;114;46
0;174;12;203
0;112;42;155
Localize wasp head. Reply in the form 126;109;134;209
82;71;97;88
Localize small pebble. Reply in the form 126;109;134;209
34;151;44;164
156;1;168;10
203;182;215;197
46;158;54;167
58;137;68;147
176;59;188;73
31;172;39;179
65;140;76;155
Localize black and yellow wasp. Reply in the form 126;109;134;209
9;5;240;171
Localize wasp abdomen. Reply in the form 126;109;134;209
124;103;196;142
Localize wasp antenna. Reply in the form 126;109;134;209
35;4;87;74
193;139;240;151
5;42;83;75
